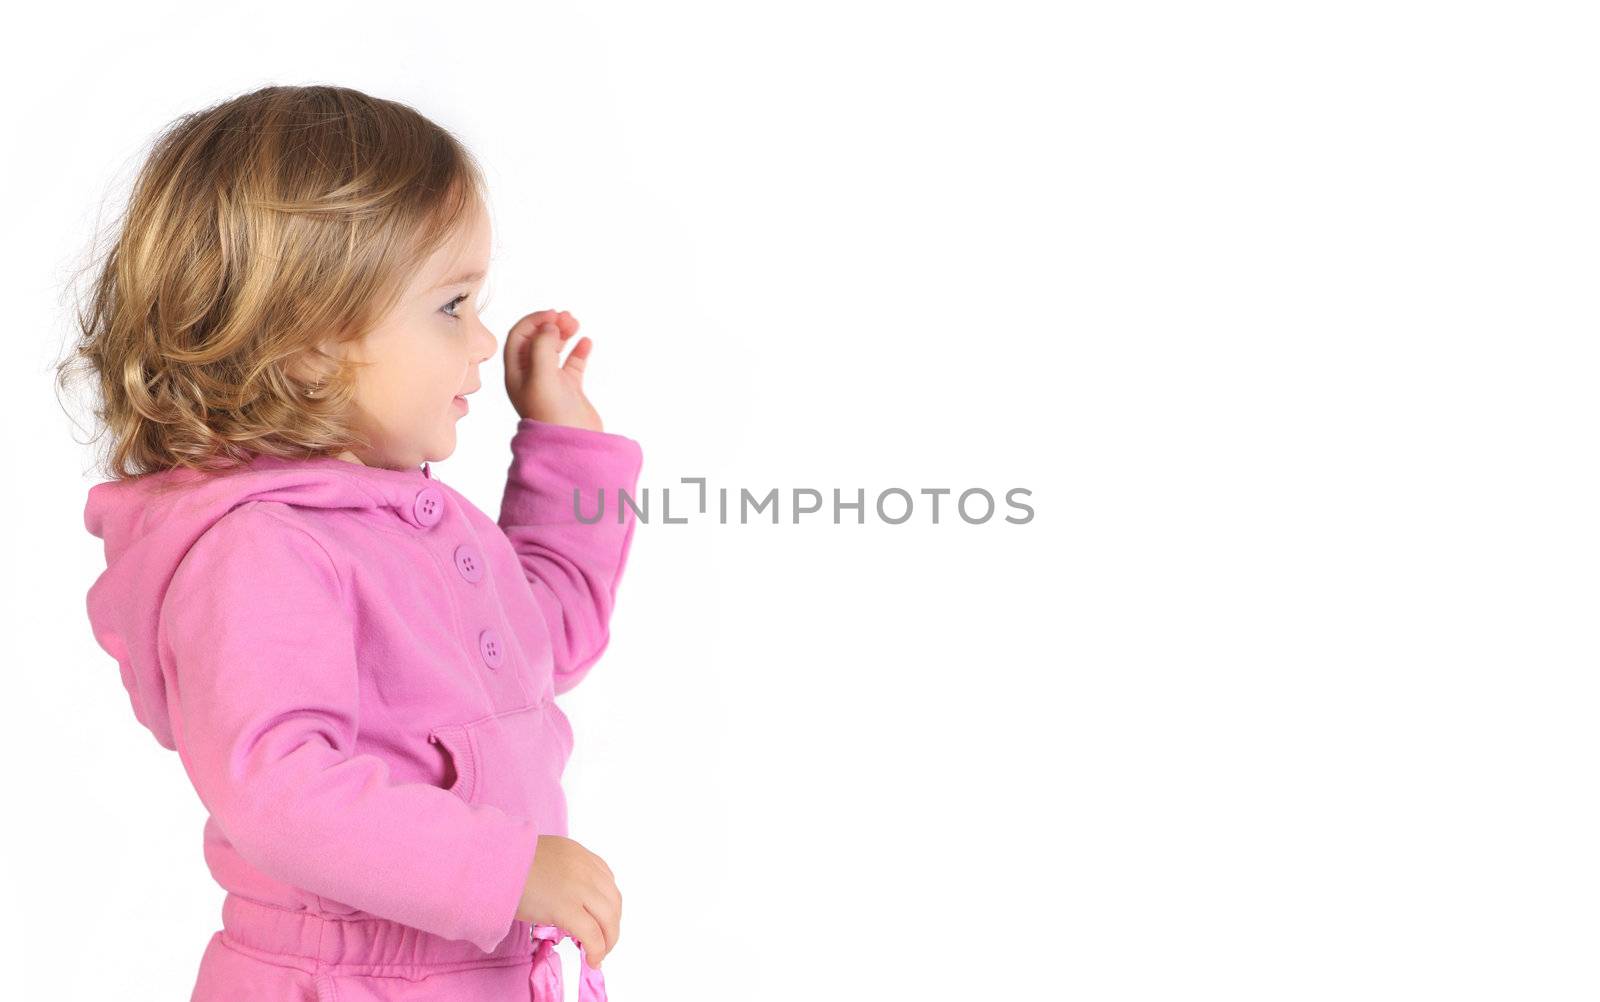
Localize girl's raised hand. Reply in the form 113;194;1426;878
503;308;604;432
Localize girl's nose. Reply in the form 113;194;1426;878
473;322;498;362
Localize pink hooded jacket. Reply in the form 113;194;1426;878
83;418;640;992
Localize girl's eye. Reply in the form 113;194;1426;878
441;293;471;321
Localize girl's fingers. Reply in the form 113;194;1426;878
530;322;564;373
507;311;569;356
583;873;620;957
504;314;548;377
592;893;620;960
508;310;554;344
505;312;582;392
574;905;610;968
563;337;592;377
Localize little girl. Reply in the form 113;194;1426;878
70;85;637;1001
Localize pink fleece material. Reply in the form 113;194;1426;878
83;419;640;1000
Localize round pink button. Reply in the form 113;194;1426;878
412;486;445;527
454;543;485;583
478;627;505;669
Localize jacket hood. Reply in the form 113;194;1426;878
84;453;439;751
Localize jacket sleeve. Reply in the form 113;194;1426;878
160;504;540;954
498;418;645;695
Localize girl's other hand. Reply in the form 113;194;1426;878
503;309;604;432
516;834;622;970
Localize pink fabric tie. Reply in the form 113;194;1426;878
529;924;608;1001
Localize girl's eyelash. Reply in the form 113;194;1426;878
441;293;471;321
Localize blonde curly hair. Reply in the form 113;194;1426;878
56;83;489;482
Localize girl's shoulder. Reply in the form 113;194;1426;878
180;499;344;585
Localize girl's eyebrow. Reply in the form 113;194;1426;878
432;268;486;290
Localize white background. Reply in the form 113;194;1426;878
5;2;1596;999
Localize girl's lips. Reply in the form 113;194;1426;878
453;395;469;413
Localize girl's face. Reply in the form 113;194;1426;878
332;200;498;469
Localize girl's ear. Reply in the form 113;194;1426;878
288;339;342;393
